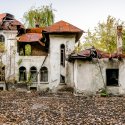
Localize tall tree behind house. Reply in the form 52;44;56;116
84;16;125;53
23;4;55;28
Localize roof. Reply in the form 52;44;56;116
17;33;42;42
43;20;84;41
69;48;125;60
0;13;6;22
44;20;84;33
26;27;45;33
0;13;24;30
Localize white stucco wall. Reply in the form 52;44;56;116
74;59;125;95
49;34;75;89
0;30;17;81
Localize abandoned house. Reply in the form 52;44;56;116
0;13;125;95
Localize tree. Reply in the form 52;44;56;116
84;16;125;53
23;4;55;28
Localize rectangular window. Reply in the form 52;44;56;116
106;69;119;86
60;44;65;67
61;48;65;66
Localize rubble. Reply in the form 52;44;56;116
0;91;125;124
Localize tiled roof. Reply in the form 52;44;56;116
17;33;42;42
69;48;125;60
44;20;84;33
26;27;45;33
0;13;6;22
43;20;84;41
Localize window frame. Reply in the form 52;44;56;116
40;67;48;83
19;66;27;82
106;69;119;86
60;44;65;67
30;66;37;82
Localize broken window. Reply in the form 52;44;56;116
19;66;26;81
0;66;5;81
40;67;48;82
0;35;5;52
19;44;31;56
106;69;119;86
30;66;37;82
60;44;65;66
60;75;65;83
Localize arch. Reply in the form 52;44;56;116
30;66;37;82
0;35;5;42
40;67;48;82
19;66;26;81
60;44;65;66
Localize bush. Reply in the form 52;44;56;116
100;89;109;97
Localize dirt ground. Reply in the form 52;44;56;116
0;91;125;125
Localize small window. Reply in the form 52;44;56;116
40;67;48;82
60;75;65;83
19;44;31;56
0;35;5;52
60;44;65;66
19;66;26;81
106;69;119;86
30;66;37;82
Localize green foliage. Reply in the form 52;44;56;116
84;16;125;53
100;89;109;97
23;4;55;28
25;44;31;56
74;41;85;53
25;72;32;85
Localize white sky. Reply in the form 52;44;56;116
0;0;125;32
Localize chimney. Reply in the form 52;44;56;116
117;25;123;55
35;23;39;28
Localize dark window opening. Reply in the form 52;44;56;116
0;87;3;90
106;69;119;86
0;35;5;42
19;66;26;81
40;67;48;82
18;42;48;56
0;66;5;81
30;87;37;91
19;44;31;56
60;75;65;83
60;44;65;66
30;66;37;82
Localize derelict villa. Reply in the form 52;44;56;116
0;13;125;95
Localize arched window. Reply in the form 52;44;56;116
0;35;5;52
19;66;26;81
0;66;5;81
30;66;37;82
60;44;65;66
0;35;5;42
40;67;48;82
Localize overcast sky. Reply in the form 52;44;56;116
0;0;125;32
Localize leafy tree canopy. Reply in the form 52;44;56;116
84;16;125;53
23;4;55;28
